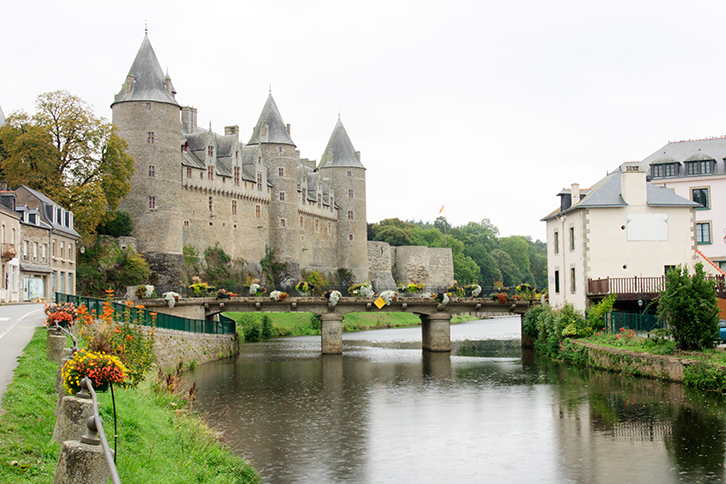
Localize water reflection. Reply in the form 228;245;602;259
190;318;726;484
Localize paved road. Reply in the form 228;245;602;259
0;304;45;414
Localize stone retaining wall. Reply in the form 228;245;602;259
153;327;239;372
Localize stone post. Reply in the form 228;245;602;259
53;440;111;484
53;396;94;444
422;351;452;380
47;332;67;363
421;312;451;352
320;313;344;354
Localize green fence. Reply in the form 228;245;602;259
55;293;236;335
605;311;664;333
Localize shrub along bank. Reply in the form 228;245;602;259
0;328;259;484
228;311;479;341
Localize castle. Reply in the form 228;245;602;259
112;34;453;288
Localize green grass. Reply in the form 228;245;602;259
0;328;259;484
226;311;481;339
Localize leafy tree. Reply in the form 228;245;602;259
657;263;720;350
96;210;133;237
76;239;151;296
373;225;415;246
453;252;479;284
490;249;522;286
499;236;532;279
0;90;135;238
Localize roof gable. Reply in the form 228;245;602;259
246;94;295;146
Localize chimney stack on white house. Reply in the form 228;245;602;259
571;183;580;205
620;164;647;206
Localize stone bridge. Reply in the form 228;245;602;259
139;296;537;354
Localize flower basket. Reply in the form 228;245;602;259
61;350;128;395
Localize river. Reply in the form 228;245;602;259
189;316;726;484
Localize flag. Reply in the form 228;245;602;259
439;205;445;214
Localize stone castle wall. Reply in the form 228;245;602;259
367;242;454;290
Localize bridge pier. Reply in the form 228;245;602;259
321;313;344;355
421;312;451;352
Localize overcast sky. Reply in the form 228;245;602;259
2;0;725;241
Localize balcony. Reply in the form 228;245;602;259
1;243;17;260
588;275;726;299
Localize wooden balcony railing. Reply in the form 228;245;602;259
1;243;17;260
588;274;726;298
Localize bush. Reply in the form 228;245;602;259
522;305;546;339
657;263;720;351
261;315;274;339
586;294;617;330
684;363;726;392
531;303;587;359
97;210;133;237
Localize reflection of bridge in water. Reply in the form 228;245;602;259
144;296;537;354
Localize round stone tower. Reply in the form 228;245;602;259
318;117;368;283
247;95;301;275
111;35;183;281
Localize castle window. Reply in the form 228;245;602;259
184;220;190;226
280;192;286;202
257;174;263;190
347;211;354;220
317;194;321;208
348;234;354;241
234;167;240;185
147;132;154;144
255;205;261;218
222;177;226;184
235;150;239;159
346;171;351;177
209;197;213;212
279;168;284;177
208;146;214;157
148;165;155;177
146;103;151;110
187;167;192;178
279;147;282;153
208;166;214;180
299;216;304;228
232;200;237;214
348;189;353;198
258;157;262;164
280;218;286;228
200;172;204;180
149;196;156;209
182;143;188;153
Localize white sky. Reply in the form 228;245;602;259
2;0;725;241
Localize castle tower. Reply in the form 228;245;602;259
111;35;183;279
318;117;368;282
247;95;301;273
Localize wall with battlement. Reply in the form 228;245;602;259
367;242;453;290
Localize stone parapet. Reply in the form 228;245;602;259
153;327;238;372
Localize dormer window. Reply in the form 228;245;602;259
182;143;188;153
685;160;713;176
651;163;679;178
29;213;36;224
208;146;214;157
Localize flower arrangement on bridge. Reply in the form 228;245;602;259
163;291;180;308
516;284;535;300
496;293;508;304
325;290;342;307
446;281;465;297
44;302;91;328
62;349;128;394
295;281;315;295
349;281;374;297
434;292;451;305
466;284;482;298
135;285;155;299
217;288;237;299
189;280;214;297
249;283;266;296
379;290;397;306
398;282;424;294
270;291;288;301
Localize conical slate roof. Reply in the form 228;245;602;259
318;117;364;169
112;35;179;107
247;94;295;146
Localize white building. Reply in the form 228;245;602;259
542;164;700;311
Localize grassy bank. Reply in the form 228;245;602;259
225;311;480;338
0;328;259;484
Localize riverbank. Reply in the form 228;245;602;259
225;311;480;338
0;328;259;484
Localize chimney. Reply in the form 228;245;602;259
286;123;291;136
225;125;239;141
571;183;580;204
181;106;197;133
620;164;647;206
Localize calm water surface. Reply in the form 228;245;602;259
190;317;726;484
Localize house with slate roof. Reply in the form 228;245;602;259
638;137;726;271
112;34;369;284
542;164;701;311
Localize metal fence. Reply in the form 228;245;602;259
55;293;236;335
604;311;664;333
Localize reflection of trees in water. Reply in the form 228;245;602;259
667;405;726;481
453;339;521;358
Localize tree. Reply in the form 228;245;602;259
657;263;720;350
490;249;522;286
0;90;135;238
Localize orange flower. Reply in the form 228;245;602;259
126;335;133;341
136;304;144;310
114;326;121;333
125;301;134;307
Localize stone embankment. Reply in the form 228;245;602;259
153;327;238;371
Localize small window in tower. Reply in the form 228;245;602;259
149;196;156;209
184;220;190;226
348;234;354;241
258;157;262;164
147;132;154;144
279;191;286;202
148;165;155;177
187;167;192;178
348;189;353;198
146;103;151;110
208;146;214;157
234;167;240;185
235;150;239;159
209;197;213;212
279;147;282;153
200;172;204;180
208;166;214;180
232;200;237;215
279;168;284;177
222;177;226;184
347;211;354;220
255;205;261;218
257;174;263;190
346;171;351;177
280;218;286;227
